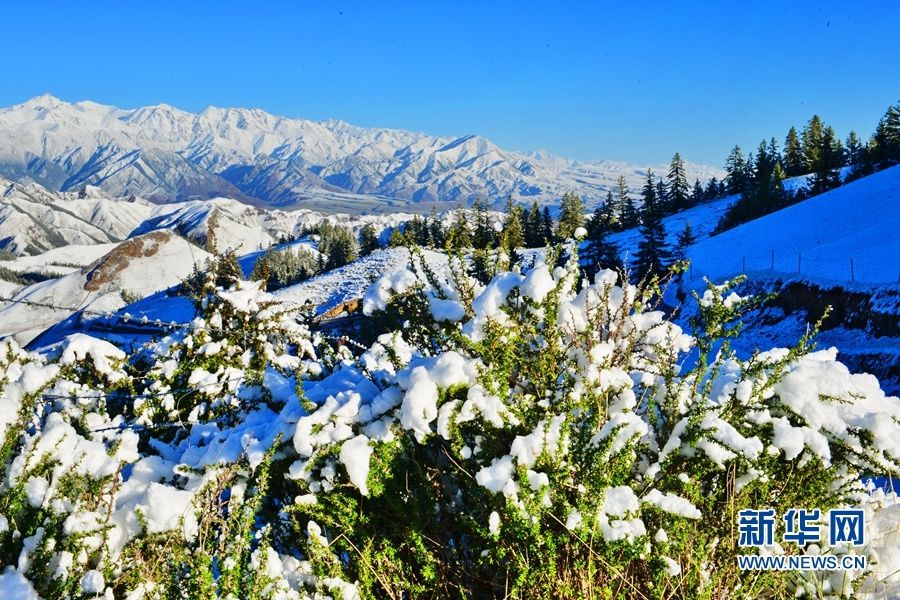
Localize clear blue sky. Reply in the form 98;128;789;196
1;1;898;165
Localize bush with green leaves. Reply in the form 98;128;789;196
0;245;898;599
290;243;900;599
0;258;356;599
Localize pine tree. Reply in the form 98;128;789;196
655;179;669;214
604;190;620;223
689;178;704;206
767;137;782;169
319;224;359;269
583;206;619;275
428;212;446;248
633;172;670;279
501;197;525;256
523;202;543;247
704;177;721;200
359;224;380;256
615;176;638;229
811;126;843;194
249;255;270;290
556;192;586;240
674;221;696;259
388;227;407;248
715;140;788;232
472;199;495;250
801;115;825;174
540;207;554;242
666;152;690;213
784;126;805;176
446;207;473;250
870;103;900;168
725;145;747;195
845;131;864;166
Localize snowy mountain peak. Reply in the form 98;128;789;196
0;95;724;213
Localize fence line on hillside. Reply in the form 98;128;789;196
685;249;900;285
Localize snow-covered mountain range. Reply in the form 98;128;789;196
0;175;411;256
0;95;723;213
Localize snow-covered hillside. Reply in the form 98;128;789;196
0;232;210;343
0;95;723;212
686;165;900;285
275;247;448;316
603;166;899;287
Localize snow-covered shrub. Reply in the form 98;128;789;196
287;244;900;598
133;279;321;426
0;275;358;599
1;245;898;599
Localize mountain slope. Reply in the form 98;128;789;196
0;231;210;343
0;95;723;212
685;165;900;285
0;176;414;257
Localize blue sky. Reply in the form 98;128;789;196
1;1;898;165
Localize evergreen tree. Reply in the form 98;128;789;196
252;246;320;290
318;223;359;270
690;178;704;206
471;247;495;284
604;190;620;223
784;126;805;176
359;224;380;256
845;131;864;166
633;172;670;279
666;152;690;213
869;103;900;168
725;145;748;195
472;199;496;249
388;227;407;248
674;221;696;260
767;137;782;169
715;141;788;232
501;197;525;256
655;179;669;214
540;206;554;243
446;207;473;250
428;211;446;248
556;192;586;240
704;177;721;200
522;201;543;247
801;115;825;174
583;206;619;275
616;176;639;229
810;126;844;194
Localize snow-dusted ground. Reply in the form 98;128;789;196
685;166;900;285
0;242;118;276
609;194;739;267
0;232;209;344
275;247;448;316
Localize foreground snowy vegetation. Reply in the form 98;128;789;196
0;243;898;599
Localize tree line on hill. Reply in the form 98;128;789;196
383;163;697;283
715;101;900;232
247;101;900;291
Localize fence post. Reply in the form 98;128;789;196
850;257;855;282
771;249;775;271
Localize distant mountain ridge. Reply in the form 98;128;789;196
0;95;723;213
